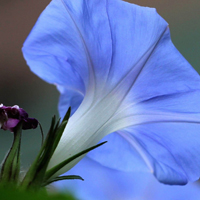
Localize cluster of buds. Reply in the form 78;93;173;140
0;104;38;132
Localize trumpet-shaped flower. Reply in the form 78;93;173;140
22;0;200;185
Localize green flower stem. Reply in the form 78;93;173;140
0;122;22;184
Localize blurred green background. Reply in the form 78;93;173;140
0;0;199;170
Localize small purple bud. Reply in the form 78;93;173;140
22;118;38;130
0;104;38;132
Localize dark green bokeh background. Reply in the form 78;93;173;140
0;0;199;170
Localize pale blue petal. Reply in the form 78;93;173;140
57;85;84;117
22;0;171;104
119;28;200;105
89;91;200;184
104;0;168;88
53;157;145;200
87;132;150;172
53;157;200;200
85;0;200;185
130;122;200;185
22;0;112;96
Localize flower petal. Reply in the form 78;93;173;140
87;132;151;172
103;0;168;89
128;122;200;184
57;85;84;116
22;0;113;103
2;118;19;131
84;1;200;185
22;0;170;108
53;157;200;200
117;27;200;106
88;91;200;184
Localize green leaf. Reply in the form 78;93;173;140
61;107;71;124
43;175;84;186
45;141;107;181
21;108;71;190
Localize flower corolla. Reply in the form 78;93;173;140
22;0;200;185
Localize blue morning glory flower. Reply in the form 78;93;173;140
22;0;200;185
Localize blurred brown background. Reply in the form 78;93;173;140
0;0;199;168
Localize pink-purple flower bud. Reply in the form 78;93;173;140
0;104;38;132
